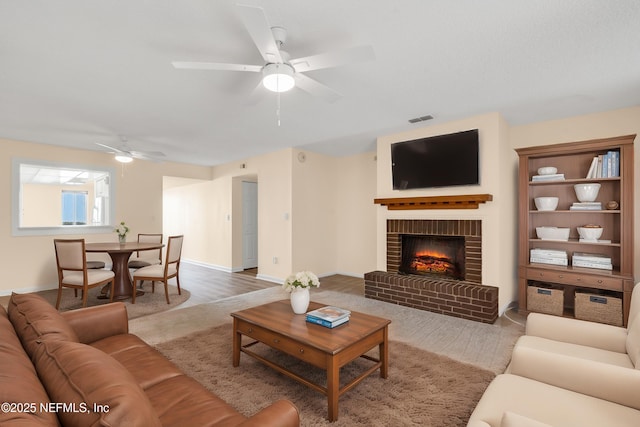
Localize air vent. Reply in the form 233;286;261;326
408;115;434;124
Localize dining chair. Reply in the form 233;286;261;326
127;233;163;288
132;235;183;304
128;233;163;269
53;239;115;309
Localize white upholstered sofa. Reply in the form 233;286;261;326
468;283;640;427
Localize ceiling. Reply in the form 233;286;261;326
1;1;639;167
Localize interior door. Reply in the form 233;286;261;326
242;181;258;269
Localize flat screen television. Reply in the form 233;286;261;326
391;129;479;190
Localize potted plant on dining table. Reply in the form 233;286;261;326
114;221;129;244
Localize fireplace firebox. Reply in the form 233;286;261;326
400;235;465;280
365;219;498;324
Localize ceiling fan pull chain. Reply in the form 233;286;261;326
277;89;282;127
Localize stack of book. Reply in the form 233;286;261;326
573;252;613;270
530;248;568;266
306;306;351;328
531;173;565;182
570;201;602;211
586;151;620;178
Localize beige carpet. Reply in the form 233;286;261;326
132;287;523;373
155;323;495;427
32;282;189;319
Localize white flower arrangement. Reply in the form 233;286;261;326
282;271;320;293
114;221;129;238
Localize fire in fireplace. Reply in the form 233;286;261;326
400;234;465;280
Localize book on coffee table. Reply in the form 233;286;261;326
306;306;351;322
306;315;350;328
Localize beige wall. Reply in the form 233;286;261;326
3;105;637;300
1;138;211;294
290;149;377;277
376;112;518;312
174;148;378;283
334;152;378;276
21;182;94;227
510;106;640;280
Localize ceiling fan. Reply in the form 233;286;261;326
95;136;166;163
171;3;375;103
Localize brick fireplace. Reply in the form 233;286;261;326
364;219;499;323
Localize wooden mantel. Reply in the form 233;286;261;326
374;194;493;210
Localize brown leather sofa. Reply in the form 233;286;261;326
1;292;300;426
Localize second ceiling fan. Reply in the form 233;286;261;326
171;4;375;103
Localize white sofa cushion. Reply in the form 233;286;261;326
512;335;633;369
467;374;640;427
525;312;628;353
626;315;640;368
508;345;640;410
501;412;552;427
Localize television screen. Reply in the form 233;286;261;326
391;129;479;190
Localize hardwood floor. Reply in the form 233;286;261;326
176;262;364;309
0;263;365;310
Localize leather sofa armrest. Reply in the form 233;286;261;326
236;399;300;427
61;302;129;344
509;345;640;410
525;312;627;352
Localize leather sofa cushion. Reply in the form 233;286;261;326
0;305;59;426
91;334;183;389
8;292;79;359
145;375;246;427
33;340;161;427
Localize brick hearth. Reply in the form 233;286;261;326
365;219;499;323
364;271;498;323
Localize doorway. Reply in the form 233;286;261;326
242;181;258;270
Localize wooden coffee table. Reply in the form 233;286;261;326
231;300;391;422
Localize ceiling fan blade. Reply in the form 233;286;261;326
294;74;342;103
290;45;375;73
237;4;283;64
131;150;166;158
172;61;262;72
95;142;125;153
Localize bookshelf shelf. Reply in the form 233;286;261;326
516;134;635;326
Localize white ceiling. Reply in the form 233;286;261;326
1;0;639;166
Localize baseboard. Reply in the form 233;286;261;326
255;274;282;285
0;284;57;297
181;259;238;273
321;271;364;279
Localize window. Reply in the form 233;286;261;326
61;191;88;225
12;159;116;236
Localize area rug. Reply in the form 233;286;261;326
155;323;494;426
34;282;189;319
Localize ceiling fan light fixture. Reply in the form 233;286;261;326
262;63;295;92
115;153;133;163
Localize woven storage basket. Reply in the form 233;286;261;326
527;285;563;316
575;292;623;326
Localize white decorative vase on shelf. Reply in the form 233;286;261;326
290;288;310;314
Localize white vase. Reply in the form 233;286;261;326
118;235;126;244
290;287;310;314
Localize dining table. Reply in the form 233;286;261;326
85;241;164;301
